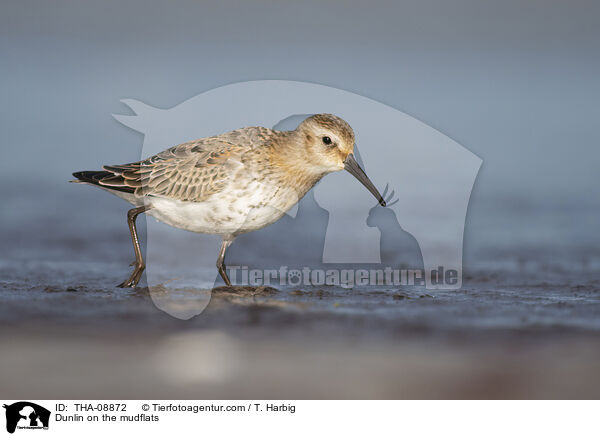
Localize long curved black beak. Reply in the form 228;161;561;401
344;154;386;207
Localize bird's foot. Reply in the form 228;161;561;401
116;278;136;288
116;266;144;288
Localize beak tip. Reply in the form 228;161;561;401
344;153;387;207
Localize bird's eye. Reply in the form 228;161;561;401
322;136;332;145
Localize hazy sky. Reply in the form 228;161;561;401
1;0;599;252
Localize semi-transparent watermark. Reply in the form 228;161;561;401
225;266;458;288
112;80;481;319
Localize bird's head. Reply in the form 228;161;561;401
295;114;386;206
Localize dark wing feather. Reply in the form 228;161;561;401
71;171;135;194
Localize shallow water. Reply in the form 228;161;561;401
1;183;599;398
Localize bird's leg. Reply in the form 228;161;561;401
117;205;151;288
216;237;234;286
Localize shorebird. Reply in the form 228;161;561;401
72;114;386;288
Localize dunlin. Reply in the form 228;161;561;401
72;114;385;287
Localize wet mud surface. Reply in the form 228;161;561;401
1;187;599;398
1;256;599;399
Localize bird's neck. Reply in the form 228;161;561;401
267;131;326;195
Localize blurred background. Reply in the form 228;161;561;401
0;0;599;399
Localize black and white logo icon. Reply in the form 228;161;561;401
3;402;50;434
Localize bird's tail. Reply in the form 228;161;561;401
70;171;135;194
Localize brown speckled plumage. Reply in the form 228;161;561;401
72;114;383;287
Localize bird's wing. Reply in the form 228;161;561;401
98;128;274;202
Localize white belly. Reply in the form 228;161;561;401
145;180;299;236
